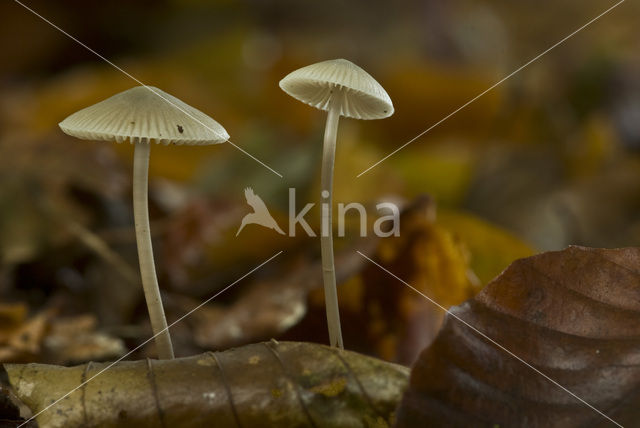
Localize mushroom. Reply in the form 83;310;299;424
279;59;393;348
59;86;229;359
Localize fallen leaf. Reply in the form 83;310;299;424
182;237;377;350
0;308;51;363
0;307;124;366
43;315;126;365
397;246;640;427
0;304;28;344
437;208;535;285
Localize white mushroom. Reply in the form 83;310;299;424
60;86;228;359
280;59;393;349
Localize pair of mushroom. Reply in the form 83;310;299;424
59;59;393;358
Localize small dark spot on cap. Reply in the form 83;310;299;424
383;110;388;113
177;125;184;133
130;121;135;125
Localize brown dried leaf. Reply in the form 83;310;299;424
0;304;28;344
0;308;51;363
0;308;124;366
43;315;126;365
6;341;408;428
397;246;640;427
184;238;377;350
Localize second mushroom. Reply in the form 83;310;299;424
280;59;394;349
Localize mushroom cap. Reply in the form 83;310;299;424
59;86;229;145
279;59;393;120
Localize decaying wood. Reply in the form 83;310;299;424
5;341;408;428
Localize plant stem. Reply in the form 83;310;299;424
320;92;344;349
133;143;174;359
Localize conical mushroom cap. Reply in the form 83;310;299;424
279;59;393;120
59;86;229;145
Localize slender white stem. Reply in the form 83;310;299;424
320;92;344;349
133;143;174;359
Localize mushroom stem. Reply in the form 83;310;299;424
320;92;344;349
133;142;175;359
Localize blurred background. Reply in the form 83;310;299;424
0;0;638;366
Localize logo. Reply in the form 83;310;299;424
236;187;286;236
236;188;400;237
